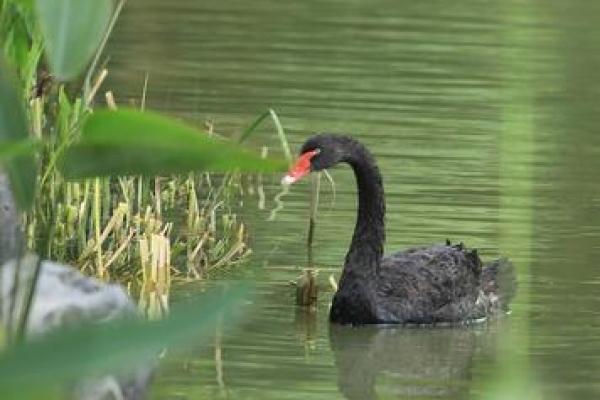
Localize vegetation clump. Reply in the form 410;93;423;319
1;0;255;302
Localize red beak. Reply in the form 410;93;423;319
281;149;319;185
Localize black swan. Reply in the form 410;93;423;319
282;134;515;325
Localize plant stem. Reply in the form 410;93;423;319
307;172;321;266
94;178;103;278
15;255;42;344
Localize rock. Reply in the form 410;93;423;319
1;255;153;400
1;254;136;334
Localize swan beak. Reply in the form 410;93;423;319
281;149;319;186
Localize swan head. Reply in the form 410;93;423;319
282;134;348;185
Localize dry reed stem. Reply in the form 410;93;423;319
103;228;134;271
86;68;108;106
105;91;117;110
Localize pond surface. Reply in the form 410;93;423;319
107;0;600;398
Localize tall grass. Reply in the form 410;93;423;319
28;76;252;294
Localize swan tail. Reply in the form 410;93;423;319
482;258;516;312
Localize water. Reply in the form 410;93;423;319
106;0;600;398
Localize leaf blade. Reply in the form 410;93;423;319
0;60;36;209
60;109;287;178
0;285;249;397
35;0;113;80
0;139;38;161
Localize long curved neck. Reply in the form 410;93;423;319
340;141;385;282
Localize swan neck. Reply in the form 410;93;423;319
341;144;385;280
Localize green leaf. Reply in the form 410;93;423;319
34;0;113;81
0;60;36;209
60;109;287;179
0;285;249;398
0;139;38;160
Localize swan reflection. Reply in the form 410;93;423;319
329;324;498;399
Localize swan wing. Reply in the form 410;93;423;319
375;245;482;323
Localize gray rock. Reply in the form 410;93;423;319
0;256;154;399
1;255;135;335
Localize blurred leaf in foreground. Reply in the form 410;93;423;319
0;284;249;399
34;0;113;80
61;109;287;178
0;139;38;162
0;59;35;209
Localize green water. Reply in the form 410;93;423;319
107;0;600;398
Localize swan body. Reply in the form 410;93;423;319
284;134;515;325
331;244;513;325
